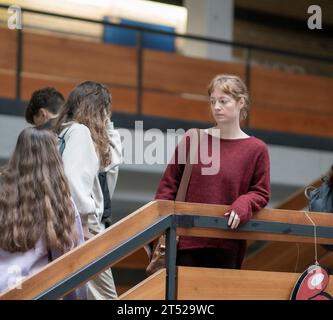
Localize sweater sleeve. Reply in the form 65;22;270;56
103;120;123;200
155;130;195;200
230;144;271;223
155;154;184;200
62;125;99;219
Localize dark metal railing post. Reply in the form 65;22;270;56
165;217;177;300
15;19;23;101
244;47;252;128
136;30;143;116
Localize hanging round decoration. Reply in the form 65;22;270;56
290;264;333;300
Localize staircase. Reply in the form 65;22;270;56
1;200;333;300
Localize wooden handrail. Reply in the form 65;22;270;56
120;265;333;300
172;202;333;244
173;201;333;226
2;200;333;300
243;174;328;270
177;267;333;300
119;269;166;300
0;200;171;300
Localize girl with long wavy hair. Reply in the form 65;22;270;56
54;81;122;300
0;128;85;298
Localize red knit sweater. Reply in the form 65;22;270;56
155;129;270;266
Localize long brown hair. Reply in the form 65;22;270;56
54;81;112;168
0;128;76;253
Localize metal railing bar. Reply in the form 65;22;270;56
176;215;333;240
165;220;178;300
34;215;173;300
0;5;332;63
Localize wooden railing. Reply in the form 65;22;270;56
1;200;333;300
120;266;333;300
243;176;329;272
113;176;326;293
1;23;333;137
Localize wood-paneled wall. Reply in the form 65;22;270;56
1;27;332;137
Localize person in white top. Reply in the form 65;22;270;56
54;81;122;300
0;128;85;299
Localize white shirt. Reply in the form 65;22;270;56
59;120;122;234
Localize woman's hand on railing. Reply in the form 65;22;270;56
224;210;240;229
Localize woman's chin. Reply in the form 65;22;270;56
214;118;228;124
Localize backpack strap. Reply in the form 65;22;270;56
58;127;71;156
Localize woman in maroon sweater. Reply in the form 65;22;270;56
155;74;270;269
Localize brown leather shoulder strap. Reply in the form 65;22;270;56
175;128;201;201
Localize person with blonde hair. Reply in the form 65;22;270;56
54;81;122;300
155;74;270;269
0;127;85;298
